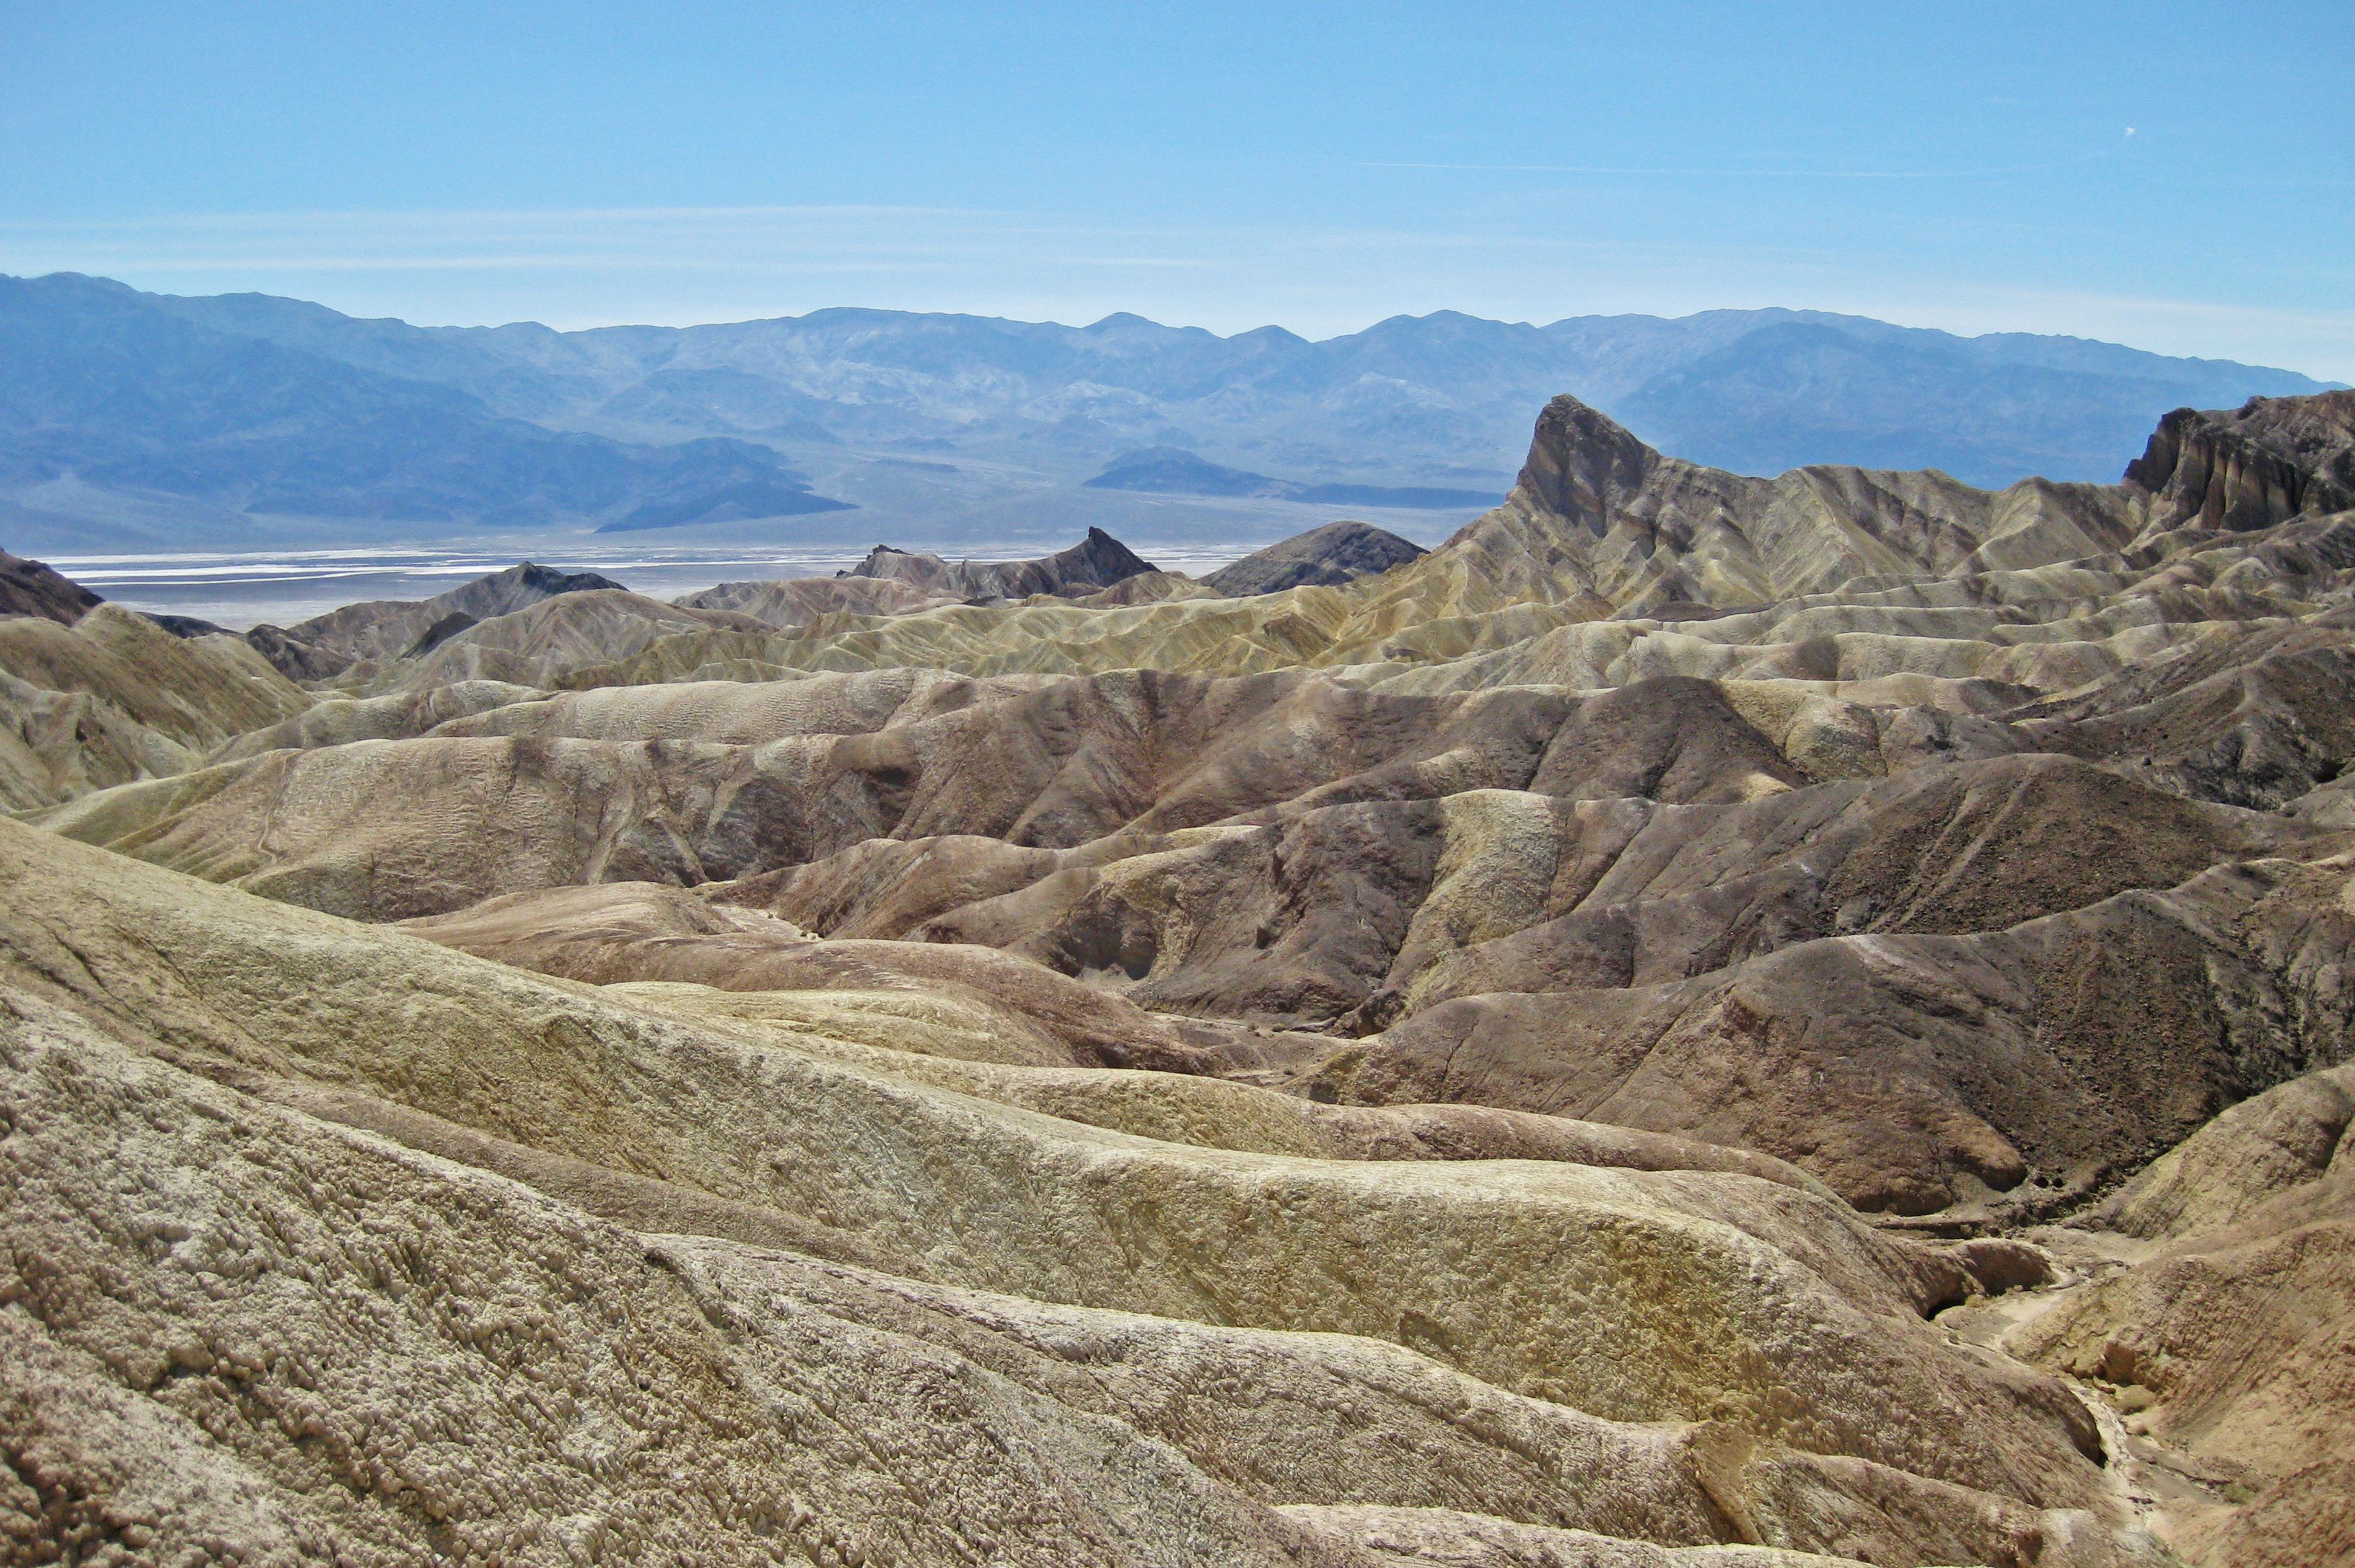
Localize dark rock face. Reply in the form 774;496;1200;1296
1515;395;1662;535
2127;390;2355;532
1202;522;1428;596
240;622;346;682
141;613;233;639
845;527;1155;600
402;611;481;659
0;549;102;624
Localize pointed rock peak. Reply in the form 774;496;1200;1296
1515;395;1662;533
511;561;619;593
1068;527;1156;579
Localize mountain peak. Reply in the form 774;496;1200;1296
1514;394;1662;535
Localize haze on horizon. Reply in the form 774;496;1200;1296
1;1;2350;378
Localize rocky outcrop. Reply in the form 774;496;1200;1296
140;610;234;639
239;620;348;682
2011;1061;2355;1567
1204;521;1429;595
844;526;1156;600
0;817;2151;1567
1517;394;1665;535
2125;390;2355;533
0;548;101;624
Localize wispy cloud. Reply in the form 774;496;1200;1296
1362;160;2080;180
1359;140;2350;192
0;204;1657;310
1359;133;2151;183
0;205;1264;280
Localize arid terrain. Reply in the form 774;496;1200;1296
7;388;2355;1567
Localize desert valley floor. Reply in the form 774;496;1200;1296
5;390;2355;1567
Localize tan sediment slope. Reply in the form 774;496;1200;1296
0;818;2146;1566
2008;1061;2355;1568
676;571;955;626
506;393;2346;699
240;560;635;681
12;389;2355;1563
30;658;2354;1221
0;603;312;809
535;397;2159;692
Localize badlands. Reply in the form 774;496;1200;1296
6;390;2355;1567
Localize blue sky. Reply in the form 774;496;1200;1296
2;1;2349;376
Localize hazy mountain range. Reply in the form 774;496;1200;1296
1081;447;1498;509
0;270;2336;553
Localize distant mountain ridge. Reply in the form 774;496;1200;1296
136;287;2335;489
0;274;854;538
0;271;2338;551
1082;448;1496;509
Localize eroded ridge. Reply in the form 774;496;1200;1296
8;388;2355;1565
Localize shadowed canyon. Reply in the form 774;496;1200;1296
8;388;2355;1567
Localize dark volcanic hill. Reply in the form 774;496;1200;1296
1084;447;1290;498
843;526;1157;600
9;387;2355;1566
0;548;102;623
1202;520;1429;595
